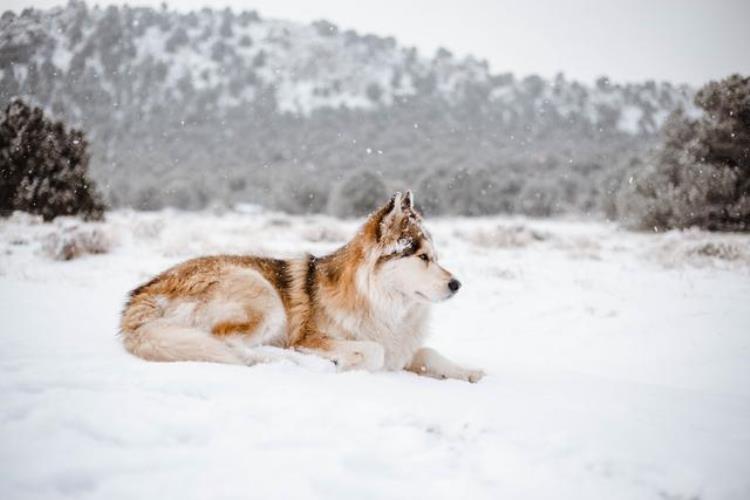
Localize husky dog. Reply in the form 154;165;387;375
120;191;484;383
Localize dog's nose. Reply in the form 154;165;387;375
448;278;462;293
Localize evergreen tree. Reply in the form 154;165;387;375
0;100;105;221
620;75;750;231
328;170;388;218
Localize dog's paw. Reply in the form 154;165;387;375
296;352;338;373
466;369;485;383
333;350;364;371
334;342;385;372
358;343;385;371
287;348;337;372
454;368;485;383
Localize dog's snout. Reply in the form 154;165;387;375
448;278;461;293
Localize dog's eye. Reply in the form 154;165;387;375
419;254;429;262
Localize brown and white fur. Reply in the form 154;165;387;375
120;191;484;383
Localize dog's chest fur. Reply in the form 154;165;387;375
321;301;430;370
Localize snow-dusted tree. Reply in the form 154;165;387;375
273;168;330;215
165;26;189;53
415;167;452;215
619;75;750;231
0;100;105;221
219;8;234;37
328;170;389;218
516;177;564;217
417;167;523;216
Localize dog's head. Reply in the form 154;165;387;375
366;191;461;303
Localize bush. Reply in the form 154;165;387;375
516;178;564;217
416;167;521;216
42;225;112;261
0;100;105;221
619;75;750;231
415;167;452;215
162;178;209;210
272;171;330;215
327;170;388;218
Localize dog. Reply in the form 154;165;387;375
120;191;484;383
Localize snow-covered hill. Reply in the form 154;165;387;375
1;3;692;127
0;3;703;215
1;209;749;499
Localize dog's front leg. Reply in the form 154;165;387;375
296;339;385;372
407;347;484;383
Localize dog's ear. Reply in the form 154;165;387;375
374;192;404;242
384;191;404;216
402;190;414;211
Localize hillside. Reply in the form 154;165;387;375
0;2;696;214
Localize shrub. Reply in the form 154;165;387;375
273;171;330;215
416;167;521;216
162;178;209;210
327;170;388;218
516;178;563;217
41;225;112;261
0;100;105;221
415;167;452;215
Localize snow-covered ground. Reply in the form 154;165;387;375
1;209;749;500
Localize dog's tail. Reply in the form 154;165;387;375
120;294;245;365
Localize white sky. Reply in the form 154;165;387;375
6;0;750;86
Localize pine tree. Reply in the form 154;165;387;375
620;74;750;231
0;100;105;221
328;170;389;218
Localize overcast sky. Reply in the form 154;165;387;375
6;0;749;86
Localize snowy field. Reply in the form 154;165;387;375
1;208;749;500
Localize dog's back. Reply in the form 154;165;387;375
120;256;291;364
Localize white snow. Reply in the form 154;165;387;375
1;210;749;500
384;236;414;256
618;105;644;134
